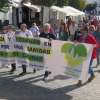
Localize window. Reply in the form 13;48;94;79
30;9;40;20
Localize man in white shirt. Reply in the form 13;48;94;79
30;23;39;37
19;24;32;36
69;20;78;41
18;24;33;76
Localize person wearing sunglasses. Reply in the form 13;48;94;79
6;25;16;74
0;26;8;34
30;23;39;37
74;24;82;41
75;26;99;86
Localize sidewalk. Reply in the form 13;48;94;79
0;59;100;100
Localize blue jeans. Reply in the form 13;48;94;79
22;65;26;73
89;60;94;77
44;71;51;77
97;49;100;65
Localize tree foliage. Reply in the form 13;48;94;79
31;0;57;6
56;0;69;7
31;0;69;7
86;4;96;12
68;0;87;10
31;0;87;10
0;0;11;13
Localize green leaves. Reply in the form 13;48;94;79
31;0;87;10
86;4;97;12
0;0;11;13
68;0;87;10
30;0;57;6
31;0;68;7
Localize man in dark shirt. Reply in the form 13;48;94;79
39;32;56;39
39;23;56;81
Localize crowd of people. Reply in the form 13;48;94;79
0;15;100;86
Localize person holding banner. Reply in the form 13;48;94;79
0;26;10;68
39;23;56;81
18;24;33;76
75;26;99;86
6;25;16;73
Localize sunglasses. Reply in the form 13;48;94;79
3;29;7;30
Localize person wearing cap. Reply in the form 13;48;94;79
93;23;100;67
69;20;78;41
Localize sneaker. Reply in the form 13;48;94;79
33;69;36;74
9;69;16;74
42;76;48;81
77;80;82;86
19;72;26;77
88;76;96;82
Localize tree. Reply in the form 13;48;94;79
30;0;57;7
31;0;69;7
86;4;96;12
0;0;11;13
56;0;69;7
68;0;87;10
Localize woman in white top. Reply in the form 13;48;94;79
7;25;16;74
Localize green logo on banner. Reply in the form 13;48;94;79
61;43;87;67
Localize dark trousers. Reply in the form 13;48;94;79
11;64;26;73
11;63;16;70
44;71;51;77
22;65;26;73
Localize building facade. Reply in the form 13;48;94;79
86;0;100;15
0;0;43;29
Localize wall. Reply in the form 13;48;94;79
0;12;9;22
43;7;50;25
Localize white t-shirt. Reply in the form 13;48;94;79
30;26;39;36
19;30;32;35
69;25;78;35
7;31;15;35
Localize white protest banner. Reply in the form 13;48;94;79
0;34;16;64
15;34;93;80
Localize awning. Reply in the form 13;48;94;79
50;6;67;14
63;6;85;15
23;3;41;12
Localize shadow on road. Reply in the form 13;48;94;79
0;73;73;100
